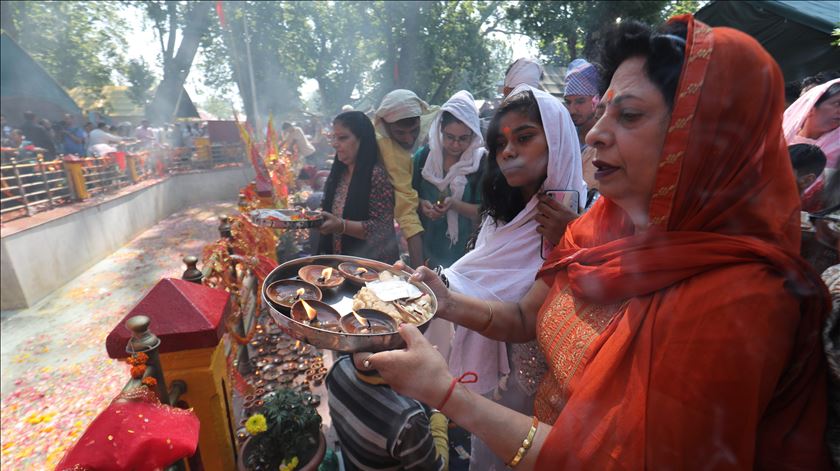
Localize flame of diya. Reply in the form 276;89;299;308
299;299;341;332
294;288;305;300
318;267;333;283
348;311;395;334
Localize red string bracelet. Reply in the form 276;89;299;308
436;371;478;411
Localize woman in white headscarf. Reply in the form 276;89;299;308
422;84;584;470
412;90;485;268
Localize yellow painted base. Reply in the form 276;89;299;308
160;344;235;471
64;161;88;200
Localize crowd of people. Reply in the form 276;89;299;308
313;13;839;471
0;111;208;161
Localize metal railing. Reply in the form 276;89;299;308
80;155;131;196
1;157;73;217
0;143;246;221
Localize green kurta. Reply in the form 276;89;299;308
412;146;483;268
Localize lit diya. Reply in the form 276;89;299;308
340;309;398;335
291;299;342;332
265;279;322;309
338;262;380;284
299;265;345;289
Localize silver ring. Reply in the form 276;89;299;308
363;356;372;368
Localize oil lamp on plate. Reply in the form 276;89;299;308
291;299;342;333
298;265;345;289
340;309;398;335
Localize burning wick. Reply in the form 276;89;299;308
293;288;305;300
351;311;372;331
318;267;333;283
354;267;368;276
301;299;318;325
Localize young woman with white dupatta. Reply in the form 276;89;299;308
412;90;486;268
415;84;584;470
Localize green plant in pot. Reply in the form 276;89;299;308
244;389;323;470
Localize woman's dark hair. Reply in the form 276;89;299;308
598;20;688;109
320;111;380;253
440;111;464;129
480;90;543;224
789;144;827;177
815;83;840;107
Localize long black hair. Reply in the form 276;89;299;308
480;90;544;224
319;111;381;254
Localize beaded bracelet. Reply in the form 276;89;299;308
507;416;539;468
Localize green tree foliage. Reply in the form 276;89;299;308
508;0;702;65
200;1;312;125
199;1;510;119
124;58;158;108
0;1;127;90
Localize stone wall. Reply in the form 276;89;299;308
1;167;254;310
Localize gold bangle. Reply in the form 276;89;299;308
507;416;539;468
479;300;494;333
338;218;346;235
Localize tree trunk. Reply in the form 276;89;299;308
566;30;578;62
147;1;212;124
395;2;423;91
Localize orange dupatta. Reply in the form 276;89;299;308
534;16;830;470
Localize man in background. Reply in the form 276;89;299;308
281;121;317;161
61;114;86;156
20;111;56;158
563;59;600;151
501;57;544;98
374;90;437;267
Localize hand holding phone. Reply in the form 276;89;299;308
537;190;580;259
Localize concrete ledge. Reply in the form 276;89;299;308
1;166;254;310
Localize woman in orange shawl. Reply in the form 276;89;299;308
368;14;830;470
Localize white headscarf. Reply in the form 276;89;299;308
374;89;431;153
443;84;585;394
783;78;840;169
504;58;544;90
420;90;485;245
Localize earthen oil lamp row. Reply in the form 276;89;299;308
292;299;342;332
340;310;398;335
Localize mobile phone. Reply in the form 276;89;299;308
540;190;580;260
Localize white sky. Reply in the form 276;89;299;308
118;5;538;111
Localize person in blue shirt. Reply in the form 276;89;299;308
61;114;86;156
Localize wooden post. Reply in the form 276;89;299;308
182;256;203;284
9;158;32;216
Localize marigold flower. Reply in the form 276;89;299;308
245;413;268;435
142;377;157;388
130;365;146;378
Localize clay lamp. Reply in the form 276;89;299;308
265;280;322;310
340;310;398;335
338;262;380;284
291;299;342;333
299;265;345;290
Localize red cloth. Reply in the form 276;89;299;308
56;387;200;471
534;16;830;470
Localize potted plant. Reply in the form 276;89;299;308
240;390;324;471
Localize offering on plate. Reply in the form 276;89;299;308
352;284;433;325
266;280;322;308
291;299;342;332
299;265;345;289
249;208;323;229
